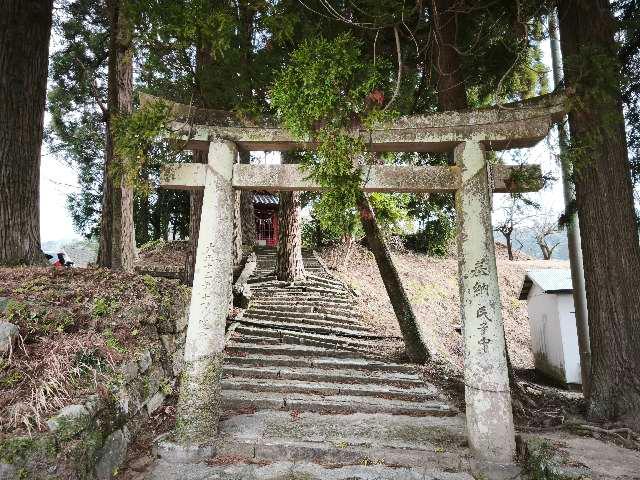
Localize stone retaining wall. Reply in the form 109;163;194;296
0;289;189;480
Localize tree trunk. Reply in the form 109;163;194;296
237;4;256;250
136;192;151;246
356;192;430;364
506;233;513;261
185;150;206;286
557;0;640;427
233;187;243;266
275;191;305;281
99;0;135;271
239;152;256;249
0;1;53;265
430;0;468;111
276;153;305;281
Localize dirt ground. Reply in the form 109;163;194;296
319;242;567;371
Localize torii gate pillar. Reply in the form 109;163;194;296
455;141;516;465
170;140;236;458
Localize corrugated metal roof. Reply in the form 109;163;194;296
519;268;573;300
253;192;279;205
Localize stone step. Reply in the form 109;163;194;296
250;285;349;294
249;302;355;317
240;312;372;333
251;296;356;307
152;459;474;480
305;273;344;286
226;342;379;361
234;322;395;346
222;365;426;388
216;411;469;467
221;377;439;402
225;352;417;374
250;290;350;301
232;333;282;345
236;317;379;339
246;308;363;326
223;364;424;388
221;390;456;417
233;324;388;353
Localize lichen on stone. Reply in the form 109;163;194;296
173;352;225;445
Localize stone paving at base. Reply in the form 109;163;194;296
150;249;473;479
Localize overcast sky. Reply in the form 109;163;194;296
39;36;565;243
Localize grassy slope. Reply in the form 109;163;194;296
0;267;188;434
319;243;569;370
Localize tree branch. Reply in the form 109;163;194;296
384;25;403;112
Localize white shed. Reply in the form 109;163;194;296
519;269;581;385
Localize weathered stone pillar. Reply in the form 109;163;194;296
170;140;236;459
454;141;516;466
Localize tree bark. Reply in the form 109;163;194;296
185;150;206;286
430;0;468;111
99;0;136;271
275;191;305;281
557;0;640;427
356;192;430;364
0;1;53;265
185;29;215;285
275;155;304;281
233;188;243;266
135;191;151;246
239;151;256;249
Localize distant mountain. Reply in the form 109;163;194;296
495;229;569;261
42;238;98;267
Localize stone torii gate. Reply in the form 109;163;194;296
148;93;567;467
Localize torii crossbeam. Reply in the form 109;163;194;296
148;92;567;468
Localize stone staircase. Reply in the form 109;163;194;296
152;248;473;480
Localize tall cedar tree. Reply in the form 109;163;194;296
557;0;640;427
98;0;136;270
0;1;53;265
429;0;532;402
184;42;213;286
276;153;305;281
184;1;256;284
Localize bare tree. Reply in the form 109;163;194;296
494;195;539;260
530;211;561;260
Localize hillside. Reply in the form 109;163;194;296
318;242;569;371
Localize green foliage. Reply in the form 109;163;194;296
403;212;456;257
112;100;173;194
271;33;405;242
310;191;408;242
74;348;109;374
6;301;74;337
142;274;160;297
271;33;388;138
271;34;395;193
0;370;24;389
102;329;126;354
523;439;574;480
92;297;118;319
